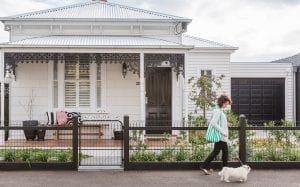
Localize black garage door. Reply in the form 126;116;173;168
231;78;285;121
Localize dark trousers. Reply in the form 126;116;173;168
201;141;228;169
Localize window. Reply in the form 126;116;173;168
53;61;58;108
64;56;90;108
200;70;212;77
96;63;101;108
53;55;102;109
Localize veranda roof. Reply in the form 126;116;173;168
0;35;237;50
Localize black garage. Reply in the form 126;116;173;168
231;78;285;121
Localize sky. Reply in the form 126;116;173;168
0;0;299;62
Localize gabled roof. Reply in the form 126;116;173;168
271;53;300;65
182;35;238;50
0;1;191;23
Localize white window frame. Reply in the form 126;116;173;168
49;60;106;112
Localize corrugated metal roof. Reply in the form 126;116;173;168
271;53;300;65
2;35;237;50
1;1;191;22
5;35;184;47
182;35;237;49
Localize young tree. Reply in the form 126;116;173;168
188;74;224;119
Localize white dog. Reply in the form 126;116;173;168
218;165;251;183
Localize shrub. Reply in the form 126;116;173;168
130;151;156;162
58;152;70;162
4;150;16;162
35;152;49;162
190;146;207;161
156;149;174;161
20;151;31;162
175;149;189;161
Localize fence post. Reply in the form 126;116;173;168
4;84;9;141
72;115;79;170
238;114;246;164
123;115;129;170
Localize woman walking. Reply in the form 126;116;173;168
200;95;232;175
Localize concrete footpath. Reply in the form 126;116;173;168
0;170;300;187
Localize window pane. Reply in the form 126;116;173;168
207;70;212;77
97;63;101;80
97;81;101;108
79;60;90;80
65;82;76;107
65;62;76;80
53;81;58;108
53;61;58;80
97;63;101;108
201;70;204;76
79;82;90;107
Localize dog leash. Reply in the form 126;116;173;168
233;149;244;166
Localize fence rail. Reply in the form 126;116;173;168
123;115;300;170
2;114;300;170
0;116;79;170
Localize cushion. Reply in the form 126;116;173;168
56;111;68;125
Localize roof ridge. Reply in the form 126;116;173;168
183;34;234;48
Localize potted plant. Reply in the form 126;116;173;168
113;126;123;140
19;89;38;140
36;124;46;141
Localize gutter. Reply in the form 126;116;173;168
0;44;195;49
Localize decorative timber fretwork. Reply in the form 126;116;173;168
144;53;185;79
4;53;141;78
5;53;55;63
4;53;185;80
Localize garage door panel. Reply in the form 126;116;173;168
263;98;273;105
231;78;285;121
263;108;273;114
239;98;250;105
251;108;262;113
239;80;251;85
263;90;273;97
251;98;262;105
251;80;261;85
251;89;262;96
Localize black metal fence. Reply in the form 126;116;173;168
0;112;124;170
2;114;300;170
78;119;123;167
0;114;79;170
123;115;300;170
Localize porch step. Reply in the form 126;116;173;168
144;134;177;141
78;166;123;171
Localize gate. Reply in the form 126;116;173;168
78;114;123;167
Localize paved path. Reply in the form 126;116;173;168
0;170;300;187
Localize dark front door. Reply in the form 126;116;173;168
231;78;285;122
146;67;172;134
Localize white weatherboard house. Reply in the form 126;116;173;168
0;0;295;141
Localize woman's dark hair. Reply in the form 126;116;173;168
217;95;232;107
